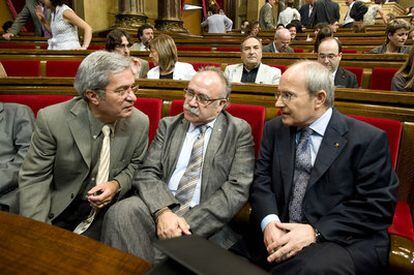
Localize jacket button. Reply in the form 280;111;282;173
70;193;74;199
48;213;54;219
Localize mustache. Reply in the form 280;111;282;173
184;103;200;116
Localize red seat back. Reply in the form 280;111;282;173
190;62;221;72
369;67;399;90
134;97;163;143
0;42;36;49
215;47;240;52
87;44;105;50
177;46;211;51
269;64;287;73
293;48;304;53
342;49;357;54
344;66;363;87
169;100;265;157
1;60;41;77
46;60;82;77
0;94;73;116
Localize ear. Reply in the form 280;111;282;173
314;90;327;108
338;52;343;59
85;90;101;106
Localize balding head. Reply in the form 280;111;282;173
274;28;292;52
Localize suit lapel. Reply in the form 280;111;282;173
235;64;243;82
256;63;265;84
68;99;92;168
307;110;348;190
277;125;296;205
0;103;4;124
165;118;189;180
110;119;128;170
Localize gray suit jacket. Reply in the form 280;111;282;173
136;112;255;248
259;3;275;30
0;103;34;213
19;97;149;223
9;0;44;36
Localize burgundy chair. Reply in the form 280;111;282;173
46;60;82;77
269;64;287;73
0;42;36;49
1;60;41;77
177;46;211;52
87;44;105;50
190;62;221;72
293;48;304;53
342;49;357;54
134;97;163;143
343;66;363;87
0;94;73;116
169;100;265;157
369;67;399;91
215;47;240;52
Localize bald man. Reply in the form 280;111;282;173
263;28;295;53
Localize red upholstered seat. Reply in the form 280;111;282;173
169;100;265;157
293;48;304;53
1;60;41;77
0;42;36;49
344;66;363;87
269;64;287;73
148;61;155;69
177;46;211;51
87;44;105;50
388;202;414;241
342;49;357;54
134;97;163;143
190;62;221;72
46;60;82;77
369;67;399;91
0;94;73;116
215;47;240;52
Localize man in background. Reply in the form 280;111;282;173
263;28;294;53
130;24;154;51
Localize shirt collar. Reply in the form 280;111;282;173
307;107;333;137
188;118;216;133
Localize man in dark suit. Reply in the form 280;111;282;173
343;0;368;28
250;60;398;274
309;0;340;27
263;28;295;53
299;0;315;27
101;68;255;263
317;37;359;88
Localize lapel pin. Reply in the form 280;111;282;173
335;143;340;148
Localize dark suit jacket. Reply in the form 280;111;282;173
250;109;398;273
335;66;359;88
299;4;313;27
350;1;368;21
262;42;294;53
310;0;340;26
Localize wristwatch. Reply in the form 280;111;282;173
314;228;323;243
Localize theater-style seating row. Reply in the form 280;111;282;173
0;91;412;273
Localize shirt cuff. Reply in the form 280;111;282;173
261;214;281;231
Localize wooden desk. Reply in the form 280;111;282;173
0;211;151;274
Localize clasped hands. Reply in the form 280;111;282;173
156;209;191;240
87;180;120;209
264;221;316;263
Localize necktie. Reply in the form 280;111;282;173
73;125;111;234
289;127;313;223
175;125;207;216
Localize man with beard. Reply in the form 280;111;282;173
101;67;255;263
225;36;281;85
317;37;358;88
130;24;154;51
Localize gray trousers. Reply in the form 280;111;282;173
101;196;164;263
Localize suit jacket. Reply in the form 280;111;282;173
147;61;196;80
263;42;294;53
349;1;368;21
251;109;398;273
299;3;313;27
335;66;359;88
224;63;281;85
9;0;44;36
0;103;34;213
136;112;255;249
310;0;340;26
19;97;149;223
259;3;275;31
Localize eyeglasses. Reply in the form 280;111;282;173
184;88;227;106
317;53;338;60
275;91;296;103
104;85;139;97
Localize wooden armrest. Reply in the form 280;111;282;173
388;235;414;274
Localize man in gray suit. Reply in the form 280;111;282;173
19;51;149;240
260;0;278;30
101;67;255;263
2;0;49;40
263;28;295;53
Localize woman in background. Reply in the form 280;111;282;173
391;46;414;92
246;21;261;37
147;34;196;80
369;19;411;54
36;0;92;50
363;0;387;26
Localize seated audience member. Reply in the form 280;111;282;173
36;0;92;50
0;103;34;213
105;29;149;79
201;6;233;33
2;21;13;33
286;23;297;40
317;37;359;88
0;62;6;78
352;21;366;33
130;24;154;51
247;21;261;37
224;36;281;85
147;34;196;80
101;67;255;263
240;20;250;34
363;0;387;26
369;19;411;54
277;0;301;26
276;24;286;30
263;28;294;53
249;60;398;275
2;0;49;40
19;51;149;240
313;26;333;52
391;46;414;92
329;20;340;32
306;22;329;41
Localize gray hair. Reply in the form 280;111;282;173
197;66;231;98
289;60;335;107
74;51;132;100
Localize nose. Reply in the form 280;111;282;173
275;96;284;108
126;90;137;102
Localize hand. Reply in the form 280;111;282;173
130;57;142;78
2;33;14;40
156;210;191;239
35;5;46;23
267;223;316;263
263;221;286;248
87;180;120;209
